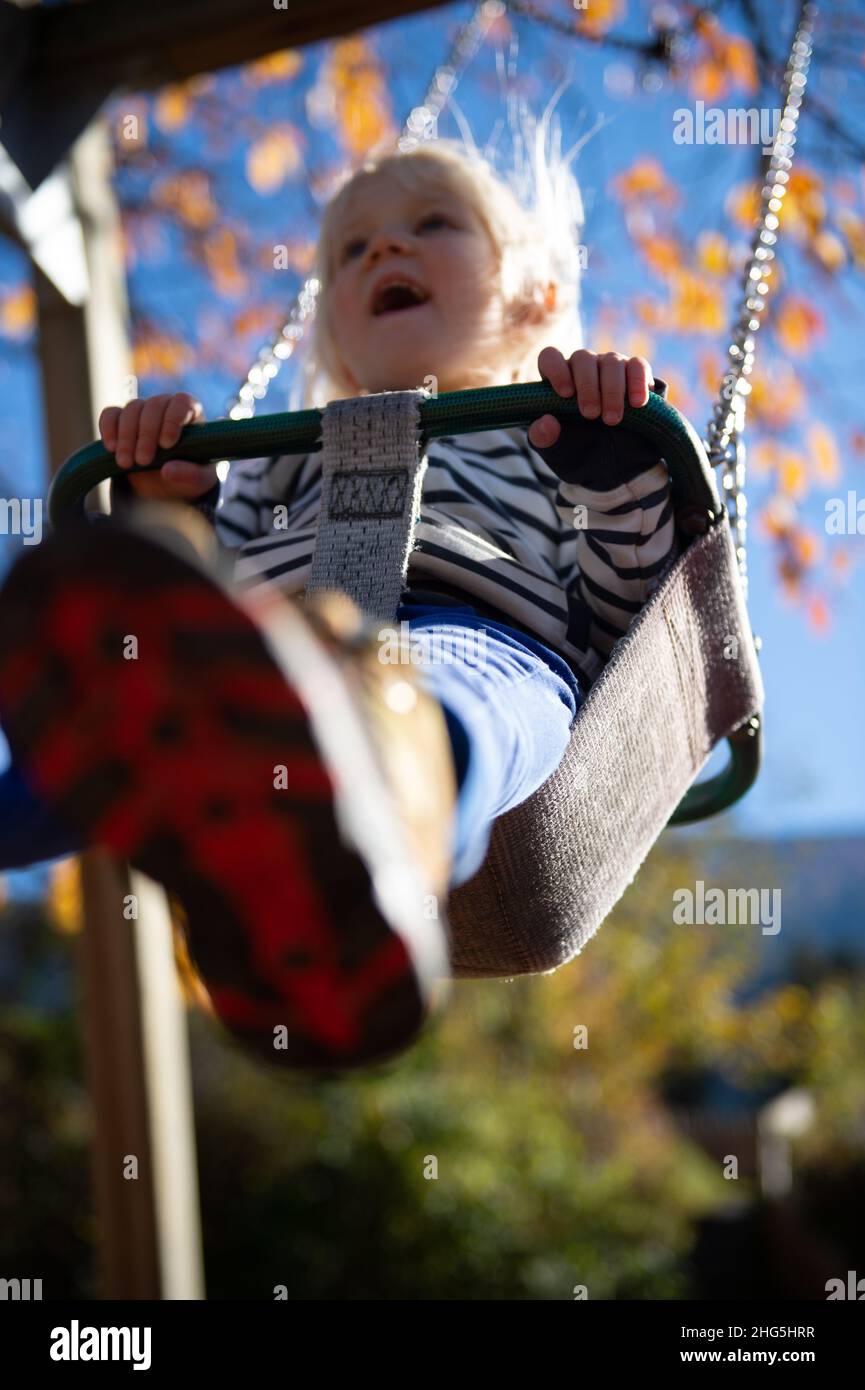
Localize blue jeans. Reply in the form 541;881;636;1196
391;596;583;886
0;597;583;886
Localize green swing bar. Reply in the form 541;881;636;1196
46;378;760;826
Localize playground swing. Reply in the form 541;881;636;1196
41;2;814;979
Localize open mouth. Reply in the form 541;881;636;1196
371;281;432;317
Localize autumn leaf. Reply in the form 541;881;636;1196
725;181;761;232
634;235;682;279
153;171;218;230
633;296;664;329
836;209;865;270
792;526;822;566
782;167;828;242
805;593;831;633
611;158;679;209
696;231;732;277
748;363;805;429
243;50;303;86
573;0;625;38
230;306;280;338
0;285;37;338
246;126;304;194
775;296;824;356
687;17;758;99
154;86;192;133
132;331;195;379
696;349;728;402
778;450;808;500
806;424;841;485
202;227;248;297
751;439;783;476
811;229;847;273
830;549;852;579
329;37;396;158
668;268;726;334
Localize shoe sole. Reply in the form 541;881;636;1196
0;519;448;1071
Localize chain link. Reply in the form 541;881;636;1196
705;1;817;601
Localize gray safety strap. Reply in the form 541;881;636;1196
305;390;429;623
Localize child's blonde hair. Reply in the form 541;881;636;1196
299;131;586;407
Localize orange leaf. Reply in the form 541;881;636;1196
778;451;808;499
775;297;824;356
751;440;783;476
806;594;830;633
329;37;395;158
697;349;726;399
0;285;37;338
792;526;821;566
611;158;679;208
811;229;847;272
574;0;625;37
635;235;681;277
153;172;218;230
246;126;303;194
668;269;726;334
154;86;191;133
806;424;841;484
724;36;759;92
725;181;761;232
696;231;731;277
202;228;247;297
132;332;194;379
830;550;851;577
749;365;805;429
243;50;303;86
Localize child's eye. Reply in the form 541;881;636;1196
340;213;451;263
417;212;450;231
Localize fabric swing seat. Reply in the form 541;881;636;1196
44;380;764;981
447;515;761;976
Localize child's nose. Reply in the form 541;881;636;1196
367;229;412;261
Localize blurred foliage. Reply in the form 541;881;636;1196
4;832;862;1299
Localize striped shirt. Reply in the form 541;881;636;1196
208;418;678;692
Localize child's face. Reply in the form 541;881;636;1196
327;172;512;395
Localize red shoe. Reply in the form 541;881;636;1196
0;508;457;1071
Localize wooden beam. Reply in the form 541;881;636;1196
0;0;452;189
33;118;205;1300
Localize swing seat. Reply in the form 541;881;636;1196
447;513;761;976
45;381;764;980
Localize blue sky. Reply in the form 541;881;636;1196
1;0;863;886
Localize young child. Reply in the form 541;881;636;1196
0;139;676;1070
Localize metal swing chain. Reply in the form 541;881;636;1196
704;0;818;601
225;0;502;421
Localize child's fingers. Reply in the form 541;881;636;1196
99;405;122;453
527;414;561;449
159;459;219;497
537;346;575;399
566;350;600;419
158;393;205;450
133;394;176;466
115;399;148;468
625;357;654;408
598;354;628;425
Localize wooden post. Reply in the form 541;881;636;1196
31;117;205;1299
